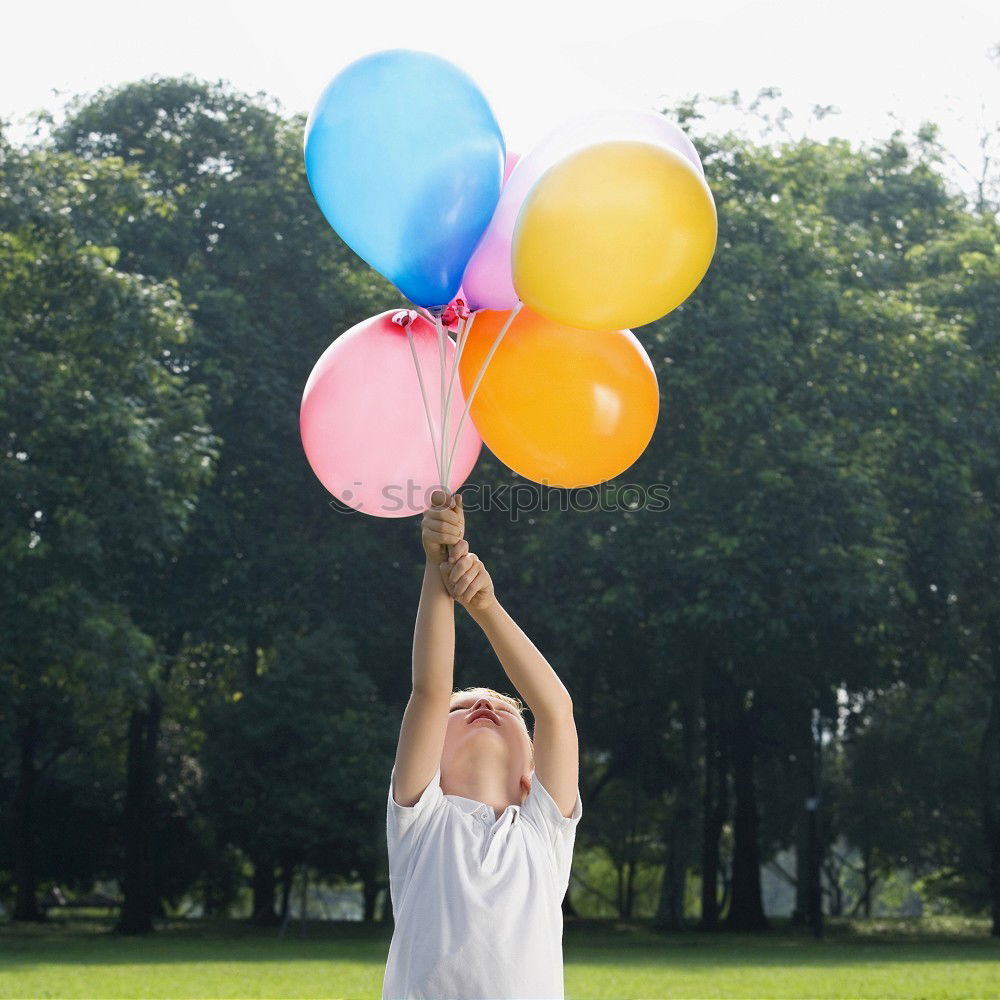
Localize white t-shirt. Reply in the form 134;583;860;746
382;763;583;1000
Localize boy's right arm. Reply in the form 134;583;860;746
392;490;464;808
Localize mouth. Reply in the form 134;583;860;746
467;709;500;726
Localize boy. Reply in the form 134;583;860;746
382;489;582;1000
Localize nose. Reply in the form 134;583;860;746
470;697;498;720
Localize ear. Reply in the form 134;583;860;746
519;773;532;802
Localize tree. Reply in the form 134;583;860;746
197;622;397;924
0;138;214;922
897;215;1000;933
53;77;410;929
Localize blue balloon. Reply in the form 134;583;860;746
304;50;505;309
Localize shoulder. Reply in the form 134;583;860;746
520;771;582;839
387;764;447;845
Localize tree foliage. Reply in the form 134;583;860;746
1;81;998;936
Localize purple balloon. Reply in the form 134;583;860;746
462;109;703;313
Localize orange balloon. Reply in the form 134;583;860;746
457;308;659;488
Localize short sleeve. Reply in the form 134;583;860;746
520;771;582;896
385;764;445;923
387;763;444;846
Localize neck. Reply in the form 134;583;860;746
441;747;524;816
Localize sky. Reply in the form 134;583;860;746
3;0;999;194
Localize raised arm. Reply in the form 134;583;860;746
391;490;464;808
441;539;579;817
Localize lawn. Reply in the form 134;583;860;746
0;916;997;999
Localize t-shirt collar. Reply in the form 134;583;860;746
444;792;521;816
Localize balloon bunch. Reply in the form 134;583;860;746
300;50;716;517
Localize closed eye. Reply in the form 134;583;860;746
449;705;513;715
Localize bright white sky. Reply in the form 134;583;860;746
3;0;999;194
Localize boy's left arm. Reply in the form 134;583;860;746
440;541;579;818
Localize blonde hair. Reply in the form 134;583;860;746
450;686;535;767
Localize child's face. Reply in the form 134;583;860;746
441;692;533;794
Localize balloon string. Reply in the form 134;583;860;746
441;310;475;489
435;312;447;489
455;309;476;371
445;302;522;484
407;326;442;487
440;316;460;493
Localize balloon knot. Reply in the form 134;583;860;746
391;309;417;328
441;298;470;331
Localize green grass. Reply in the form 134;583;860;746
0;916;997;999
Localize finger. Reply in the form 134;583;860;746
423;522;460;540
452;561;480;598
424;505;461;525
448;550;475;577
448;539;470;563
451;566;477;598
429;489;452;510
439;563;458;594
423;527;462;547
455;566;485;602
448;553;476;584
424;507;458;521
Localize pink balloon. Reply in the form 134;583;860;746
503;151;521;184
461;151;522;312
462;110;703;312
300;310;482;518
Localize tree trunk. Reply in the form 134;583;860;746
624;859;637;919
791;716;812;926
724;690;769;931
12;717;45;922
656;694;697;931
203;873;221;919
699;677;728;929
847;844;878;918
863;845;876;918
117;643;175;936
279;863;294;923
977;658;1000;938
242;630;280;928
361;860;379;922
791;805;808;924
621;774;639;919
118;707;154;934
299;866;309;934
251;854;279;926
824;856;843;917
988;822;1000;939
719;861;732;918
806;708;823;939
657;797;687;930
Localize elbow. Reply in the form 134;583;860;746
536;693;573;723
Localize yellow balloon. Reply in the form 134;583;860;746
457;307;659;488
512;141;717;331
